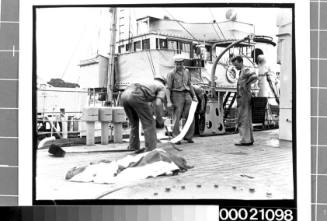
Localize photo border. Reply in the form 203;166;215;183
19;1;310;220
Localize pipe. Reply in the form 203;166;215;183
38;136;56;149
210;35;253;97
107;7;117;105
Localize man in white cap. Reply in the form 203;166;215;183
121;76;166;152
166;55;198;144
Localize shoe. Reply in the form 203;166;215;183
184;139;194;143
127;146;138;151
234;142;253;146
134;148;146;154
175;141;182;145
48;144;66;157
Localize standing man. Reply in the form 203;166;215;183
231;56;258;146
166;55;198;144
192;84;207;135
121;76;166;152
257;55;272;97
257;55;280;103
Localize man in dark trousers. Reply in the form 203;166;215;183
231;56;258;146
166;55;198;144
121;76;166;152
192;84;207;135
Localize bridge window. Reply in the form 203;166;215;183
156;38;168;49
125;43;132;52
181;42;191;53
134;41;141;52
168;40;178;52
118;45;125;54
142;39;150;50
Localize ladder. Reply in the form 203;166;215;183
223;92;237;118
266;72;280;105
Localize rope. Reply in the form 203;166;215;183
60;25;87;79
163;8;200;43
142;37;156;76
145;47;156;76
211;23;222;40
147;48;157;76
208;8;226;40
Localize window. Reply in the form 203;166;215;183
205;45;212;61
142;39;150;50
118;45;124;54
168;40;178;51
181;43;191;53
134;41;141;52
157;38;167;49
125;43;132;52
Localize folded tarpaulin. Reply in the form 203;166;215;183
65;148;193;184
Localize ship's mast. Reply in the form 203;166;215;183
107;7;117;105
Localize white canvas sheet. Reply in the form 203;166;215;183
170;101;198;143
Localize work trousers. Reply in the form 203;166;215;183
236;95;254;144
121;86;157;151
171;91;194;140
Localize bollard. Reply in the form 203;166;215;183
60;108;68;139
82;107;98;146
86;121;95;145
112;107;126;143
98;107;113;145
62;121;68;139
113;123;123;143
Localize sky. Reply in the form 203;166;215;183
36;6;291;84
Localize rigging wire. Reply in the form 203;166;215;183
142;36;156;76
211;23;222;40
147;48;157;76
163;8;200;43
208;8;226;40
60;25;87;79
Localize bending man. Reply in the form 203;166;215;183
121;76;166;152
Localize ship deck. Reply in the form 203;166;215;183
36;129;294;201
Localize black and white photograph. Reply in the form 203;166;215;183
33;4;296;201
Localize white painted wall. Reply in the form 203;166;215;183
276;11;292;141
37;87;89;114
